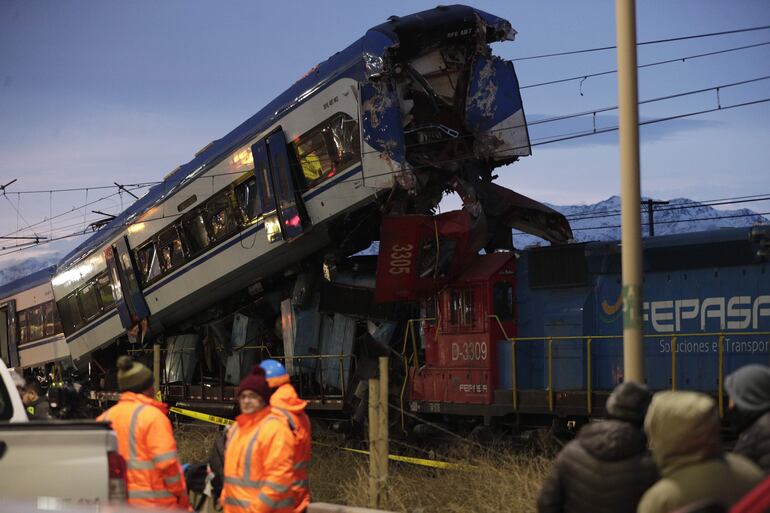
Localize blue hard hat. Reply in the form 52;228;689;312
260;359;288;379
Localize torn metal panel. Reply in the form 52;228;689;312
362;29;396;80
224;314;259;384
291;293;322;373
318;313;355;392
465;56;531;161
164;334;199;384
476;181;573;244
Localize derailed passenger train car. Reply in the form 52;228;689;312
0;267;69;369
50;5;568;378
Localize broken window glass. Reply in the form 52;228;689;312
291;113;360;190
137;243;161;284
235;176;262;222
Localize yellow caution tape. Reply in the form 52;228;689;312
170;406;234;427
170;407;472;471
313;441;475;471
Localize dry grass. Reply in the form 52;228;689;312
320;442;551;513
175;422;221;464
175;422;552;513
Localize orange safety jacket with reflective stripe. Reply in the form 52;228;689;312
222;407;295;513
97;392;189;509
270;384;311;513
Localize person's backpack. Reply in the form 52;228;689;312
183;463;209;511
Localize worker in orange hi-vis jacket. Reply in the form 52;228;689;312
260;359;311;513
97;356;189;510
222;365;295;513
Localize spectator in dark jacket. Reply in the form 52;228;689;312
537;381;658;513
725;364;770;473
22;381;51;420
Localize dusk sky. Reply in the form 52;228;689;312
1;0;769;266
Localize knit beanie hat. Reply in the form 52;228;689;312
117;355;154;393
725;364;770;412
606;381;652;423
237;365;271;401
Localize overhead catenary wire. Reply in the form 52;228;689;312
512;24;770;62
2;78;769;250
2;93;769;257
521;40;770;90
3;72;767;207
569;210;770;232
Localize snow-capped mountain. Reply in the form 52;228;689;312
513;196;770;248
359;196;768;255
0;255;61;289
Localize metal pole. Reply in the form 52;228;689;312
616;0;645;383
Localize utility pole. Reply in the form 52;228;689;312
644;199;669;237
616;0;644;383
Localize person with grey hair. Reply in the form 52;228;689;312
638;391;763;513
724;364;770;473
537;381;658;513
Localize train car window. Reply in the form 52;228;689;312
43;301;60;336
294;131;328;185
58;294;84;336
205;194;236;242
493;282;514;321
136;243;162;284
327;114;361;169
95;274;115;312
234;176;261;222
291;113;361;190
18;309;29;344
78;283;101;320
182;213;210;254
157;226;186;272
27;305;44;341
448;288;475;328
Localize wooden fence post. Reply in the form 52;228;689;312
368;376;380;508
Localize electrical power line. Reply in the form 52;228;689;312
521;41;770;90
570;210;770;232
512;24;770;62
3;81;769;247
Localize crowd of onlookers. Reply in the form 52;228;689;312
537;364;770;513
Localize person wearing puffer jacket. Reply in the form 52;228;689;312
724;364;770;473
638;391;763;513
537;381;658;513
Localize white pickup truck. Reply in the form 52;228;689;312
0;359;127;507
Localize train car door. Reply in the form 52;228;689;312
105;237;150;329
252;129;305;242
0;301;19;368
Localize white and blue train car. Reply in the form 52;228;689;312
51;5;546;368
0;267;70;369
